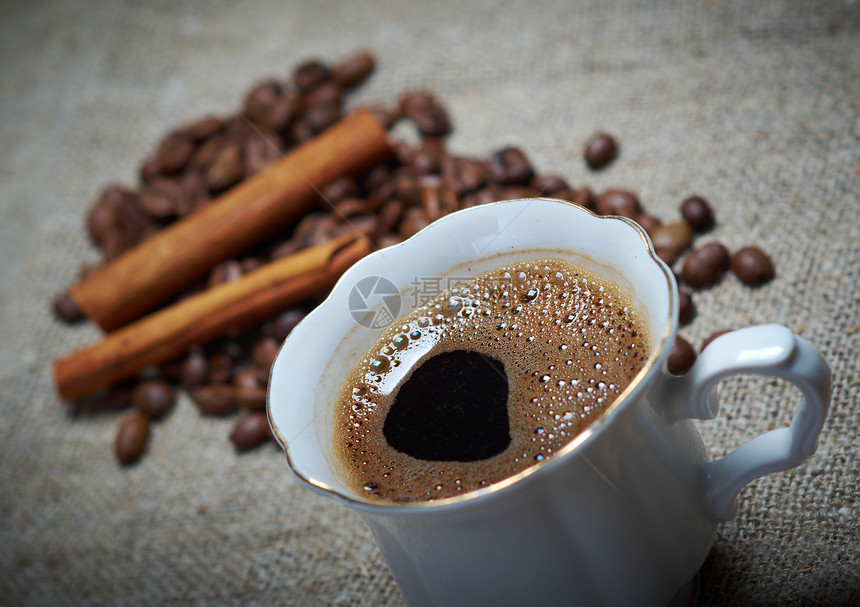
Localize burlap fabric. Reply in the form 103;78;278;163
1;1;858;604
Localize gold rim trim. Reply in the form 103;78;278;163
267;198;677;512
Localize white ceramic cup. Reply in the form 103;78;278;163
267;198;831;607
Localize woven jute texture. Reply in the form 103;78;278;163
1;1;858;605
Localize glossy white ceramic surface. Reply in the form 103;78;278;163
267;198;831;607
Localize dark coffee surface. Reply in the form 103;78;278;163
383;350;511;462
334;259;650;501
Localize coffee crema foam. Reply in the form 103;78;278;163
334;259;650;502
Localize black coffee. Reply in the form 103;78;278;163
334;258;650;502
383;350;510;461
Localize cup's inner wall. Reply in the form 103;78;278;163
269;199;676;504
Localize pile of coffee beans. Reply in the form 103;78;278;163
54;50;774;465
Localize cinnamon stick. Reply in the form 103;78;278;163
54;233;371;401
69;110;392;331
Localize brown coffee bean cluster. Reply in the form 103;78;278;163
56;51;382;464
573;136;776;374
56;49;777;465
577;189;774;374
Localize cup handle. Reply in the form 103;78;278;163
661;324;831;520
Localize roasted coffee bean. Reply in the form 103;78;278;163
251;336;280;369
139;179;182;219
365;180;396;212
333;197;367;219
244;81;283;127
363;165;392;192
244;131;283;177
234;363;268;389
651;221;693;257
421;186;458;221
438;187;459;214
487;147;534;186
443;156;486;195
180;352;209;389
294;212;331;242
139;155;162;183
595;190;640;218
227;116;255;144
293;60;332;92
555;187;595;211
205;144;244;194
269;93;300;133
230;413;272;452
207;353;234;384
392;172;422;206
409;137;446;174
177;170;209;215
304;81;343;109
460;186;499;208
731;246;775;286
115;412;150;465
304;102;341;135
156;133;194;175
572;187;595;211
179;115;226;142
87;188;120;246
678;289;696;325
333;50;375;87
132;379;175;421
667;335;697;375
191;135;228;172
681;195;715;232
192;384;237;416
376;199;406;234
702;329;732;350
106;192;156;253
234;368;268;411
532;174;569;195
400;91;452;136
635;213;662;237
333;214;377;237
682;242;730;288
235;385;267;411
53;291;84;324
584;133;618;170
101;233;125;262
399;207;429;238
320;176;359;204
304;214;338;245
272;309;305;342
377;234;403;248
289;117;314;144
656;250;678;267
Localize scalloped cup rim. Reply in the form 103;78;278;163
267;197;677;511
